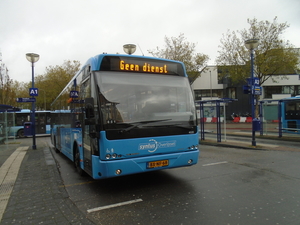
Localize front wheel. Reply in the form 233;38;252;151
74;146;84;176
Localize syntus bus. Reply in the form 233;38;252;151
1;109;51;138
51;52;199;179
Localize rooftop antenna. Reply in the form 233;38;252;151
138;44;144;56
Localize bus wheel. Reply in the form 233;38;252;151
17;129;25;138
54;137;60;153
74;146;84;176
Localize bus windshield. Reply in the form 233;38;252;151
96;71;196;127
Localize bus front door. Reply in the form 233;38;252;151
82;97;100;176
83;124;91;175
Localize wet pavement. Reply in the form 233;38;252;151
0;137;94;225
0;123;299;224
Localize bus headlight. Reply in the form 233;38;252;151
188;159;193;164
105;154;111;159
112;153;117;159
115;169;122;175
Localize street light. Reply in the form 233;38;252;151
26;53;39;149
244;39;259;146
123;44;136;55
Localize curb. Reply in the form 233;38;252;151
200;140;267;151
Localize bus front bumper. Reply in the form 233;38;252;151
91;150;199;179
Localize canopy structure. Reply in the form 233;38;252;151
196;98;238;142
0;104;21;112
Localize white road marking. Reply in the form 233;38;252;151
0;146;28;221
202;161;228;166
87;198;143;213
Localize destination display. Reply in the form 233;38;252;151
99;56;185;76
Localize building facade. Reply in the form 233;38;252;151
192;65;300;121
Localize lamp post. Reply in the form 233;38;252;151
244;39;259;146
26;53;40;149
209;70;212;100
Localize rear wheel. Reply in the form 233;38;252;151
74;146;84;176
54;137;60;153
17;129;25;138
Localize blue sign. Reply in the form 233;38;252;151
70;91;79;98
245;77;261;95
252;86;262;95
254;78;260;86
29;88;38;96
16;98;36;102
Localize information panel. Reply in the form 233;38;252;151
99;56;185;76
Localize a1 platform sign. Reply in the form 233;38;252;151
29;88;38;96
70;91;79;98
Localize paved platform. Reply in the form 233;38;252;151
0;138;95;225
0;130;299;224
201;130;300;152
201;136;300;152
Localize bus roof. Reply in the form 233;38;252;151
86;54;186;72
0;104;21;112
281;96;300;101
51;53;188;107
53;110;71;113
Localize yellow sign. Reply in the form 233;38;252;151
120;60;168;74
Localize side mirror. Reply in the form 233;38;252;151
85;97;95;119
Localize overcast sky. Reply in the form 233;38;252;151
1;0;299;83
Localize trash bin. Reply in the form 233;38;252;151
24;122;33;136
252;118;261;131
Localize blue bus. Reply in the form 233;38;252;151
50;109;71;150
5;110;51;138
51;53;199;179
281;96;300;133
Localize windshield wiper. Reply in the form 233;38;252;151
144;124;194;130
119;119;172;133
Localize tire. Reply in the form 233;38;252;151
74;146;84;176
54;137;60;153
17;129;25;138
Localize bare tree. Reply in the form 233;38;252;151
34;60;81;110
216;17;299;116
148;33;209;83
216;17;299;85
0;52;15;106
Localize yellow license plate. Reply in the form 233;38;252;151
147;160;169;169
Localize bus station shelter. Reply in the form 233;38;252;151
196;98;237;142
0;104;21;143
